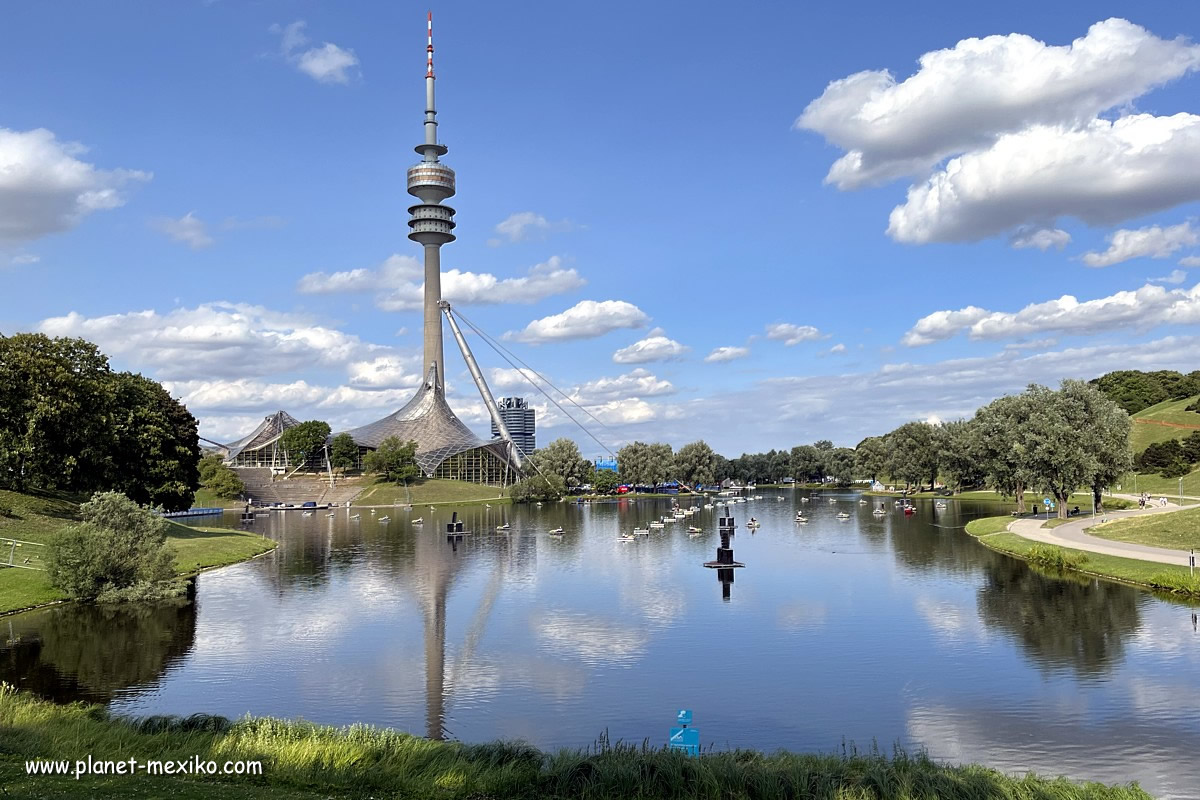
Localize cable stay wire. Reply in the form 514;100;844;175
449;308;616;459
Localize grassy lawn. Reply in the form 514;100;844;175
0;686;1153;800
1130;395;1200;453
1087;506;1200;552
1;490;275;616
966;516;1200;597
869;489;1132;512
191;488;247;509
1120;466;1200;499
1042;518;1073;529
353;478;510;507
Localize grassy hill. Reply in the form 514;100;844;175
1130;395;1200;453
353;478;510;506
0;489;274;615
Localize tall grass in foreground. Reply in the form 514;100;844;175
1026;545;1090;571
0;685;1152;799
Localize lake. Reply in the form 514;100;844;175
3;491;1199;798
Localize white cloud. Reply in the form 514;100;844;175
704;346;750;363
1082;222;1198;267
887;114;1200;243
902;282;1200;345
1180;255;1200;267
1011;227;1071;251
377;256;585;311
766;322;824;345
1150;269;1189;285
569;368;675;405
796;19;1200;189
488;211;575;245
151;212;214;249
504;299;649;344
829;343;847;354
611;328;689;364
488;367;541;390
38;302;386;379
5;253;39;267
0;127;150;243
346;356;422;391
296;254;421;294
272;21;359;85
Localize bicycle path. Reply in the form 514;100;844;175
1005;501;1197;567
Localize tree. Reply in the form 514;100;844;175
646;442;674;485
1062;380;1132;513
674;440;717;487
279;420;331;470
46;491;178;601
616;441;673;487
106;372;201;512
788;446;822;484
1021;384;1096;519
973;392;1035;513
813;439;834;452
885;422;939;491
330;432;360;475
530;438;590;489
936;420;982;494
853;437;888;483
592;468;620;494
767;449;790;482
825;447;856;485
198;454;224;484
509;473;565;503
362;437;420;483
204;465;245;499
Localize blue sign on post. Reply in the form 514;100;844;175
668;709;699;757
1043;498;1051;506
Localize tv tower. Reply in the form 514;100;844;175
407;11;456;394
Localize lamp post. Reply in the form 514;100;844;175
1181;477;1185;508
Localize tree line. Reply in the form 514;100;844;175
0;333;200;511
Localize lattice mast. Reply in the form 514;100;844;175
408;11;456;394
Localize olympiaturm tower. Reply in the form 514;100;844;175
407;11;455;394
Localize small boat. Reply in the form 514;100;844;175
903;507;916;515
801;497;810;503
777;496;785;501
535;502;543;507
302;511;313;516
746;518;760;528
496;523;510;531
350;514;361;520
549;527;565;536
872;509;886;516
859;499;868;505
836;512;851;519
703;503;714;509
485;504;492;509
827;498;837;504
633;527;650;535
795;516;808;524
687;526;702;533
379;515;390;522
649;521;665;529
617;534;635;542
753;495;762;500
935;502;948;509
370;509;376;515
326;513;336;518
412;517;424;524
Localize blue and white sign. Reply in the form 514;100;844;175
676;709;692;725
1043;498;1051;506
668;726;699;757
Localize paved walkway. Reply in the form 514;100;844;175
1005;500;1198;567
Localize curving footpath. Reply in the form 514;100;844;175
1006;500;1198;567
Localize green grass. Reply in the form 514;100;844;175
1027;544;1090;570
1041;518;1073;529
353;478;511;507
870;489;1132;512
191;488;247;509
1130;395;1200;453
0;490;275;616
1120;466;1200;499
1087;506;1200;551
0;685;1152;800
967;516;1200;598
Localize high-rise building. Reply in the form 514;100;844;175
341;15;522;484
492;398;535;457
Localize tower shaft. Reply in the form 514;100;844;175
422;244;444;386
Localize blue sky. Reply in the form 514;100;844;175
2;1;1199;457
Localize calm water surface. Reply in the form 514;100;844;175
4;492;1200;798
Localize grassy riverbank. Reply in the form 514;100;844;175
0;489;275;616
966;516;1200;598
353;478;511;507
0;686;1151;800
864;488;1133;511
1088;507;1200;551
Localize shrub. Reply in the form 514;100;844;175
0;500;12;518
1161;458;1192;479
1148;571;1200;597
46;491;178;601
204;465;245;499
1027;544;1089;571
509;474;566;503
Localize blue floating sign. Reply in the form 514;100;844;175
676;709;692;725
668;726;699;757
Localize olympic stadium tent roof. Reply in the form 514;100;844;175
222;410;301;463
343;366;516;477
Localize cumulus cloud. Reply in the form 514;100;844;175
797;19;1200;189
5;253;39;267
887;114;1200;243
504;300;649;344
611;328;689;364
829;343;847;354
902;282;1200;345
377;256;585;311
38;302;386;380
272;21;359;84
0;127;150;243
569;368;675;405
1081;221;1198;267
765;322;825;345
1150;269;1189;285
488;211;576;245
1181;255;1200;267
704;346;750;363
297;254;421;294
346;356;422;390
151;212;214;249
1011;227;1071;251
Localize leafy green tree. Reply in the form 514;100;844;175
885;422;939;491
279;420;331;470
1021;384;1096;519
204;465;245;499
813;439;834;452
198;454;224;484
592;468;620;494
1062;380;1132;513
673;440;717;487
789;445;823;483
530;438;590;488
646;442;674;485
936;420;982;494
509;473;565;503
825;447;856;485
106;372;201;511
0;333;114;492
362;437;420;483
712;453;733;483
616;441;673;487
973;392;1036;513
1182;432;1200;464
853;437;888;483
767;449;790;482
330;432;360;474
46;492;178;601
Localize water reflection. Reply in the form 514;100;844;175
1;597;196;703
